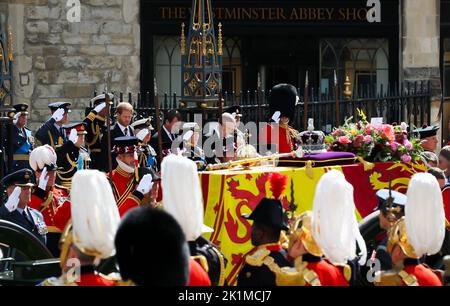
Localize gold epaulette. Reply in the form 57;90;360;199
374;270;418;286
335;263;352;282
191;255;210;273
41;276;77;286
245;248;271;267
87;112;96;121
245;249;305;286
294;258;321;286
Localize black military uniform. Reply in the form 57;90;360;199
35;102;71;149
237;198;293;286
9;104;34;173
150;125;177;159
180;123;207;171
84;94;112;171
132;118;158;171
0;169;48;245
371;189;407;271
189;236;228;286
55;122;89;189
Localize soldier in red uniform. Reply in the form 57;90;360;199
310;170;367;285
41;170;122;286
376;173;446;286
287;211;350;286
109;136;154;216
260;84;300;154
28;145;70;257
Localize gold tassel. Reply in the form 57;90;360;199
357;156;374;171
305;160;314;179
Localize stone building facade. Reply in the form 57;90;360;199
3;0;140;130
0;0;448;143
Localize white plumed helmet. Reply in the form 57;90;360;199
311;170;367;265
29;145;57;171
161;154;213;242
70;170;120;259
405;172;445;257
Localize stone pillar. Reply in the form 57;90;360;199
7;0;140;130
402;0;443;147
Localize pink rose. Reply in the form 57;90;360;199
390;141;399;152
332;129;344;137
381;124;395;141
365;124;375;134
338;135;352;144
353;134;364;148
401;154;412;163
404;140;413;150
401;122;408;132
364;135;373;144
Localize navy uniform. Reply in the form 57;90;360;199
0;169;48;245
413;125;439;153
189;235;228;286
238;198;300;286
84;94;112;171
10;104;34;173
132;118;158;171
35;102;71;149
180;123;207;171
55;123;89;189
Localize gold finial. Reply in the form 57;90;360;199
180;23;186;56
7;25;13;62
343;75;352;99
217;22;223;56
202;24;207;56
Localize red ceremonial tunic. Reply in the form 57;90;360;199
76;274;116;286
188;258;212;286
260;123;297;153
301;255;349;286
402;261;443;286
29;185;70;233
108;166;143;217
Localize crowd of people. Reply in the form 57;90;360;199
0;83;449;286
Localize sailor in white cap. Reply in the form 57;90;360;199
131;117;157;171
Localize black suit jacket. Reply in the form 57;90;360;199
100;124;134;172
0;205;47;245
150;127;177;160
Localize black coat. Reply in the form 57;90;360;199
0;205;47;245
35;118;67;149
83;110;107;171
237;248;292;286
150;127;176;160
189;236;228;286
100;124;134;172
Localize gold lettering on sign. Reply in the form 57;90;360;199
159;7;370;22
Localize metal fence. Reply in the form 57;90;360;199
94;80;432;133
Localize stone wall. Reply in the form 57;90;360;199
6;0;140;130
401;0;444;144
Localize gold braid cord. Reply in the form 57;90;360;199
375;270;418;286
245;248;313;286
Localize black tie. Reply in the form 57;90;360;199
124;127;128;136
22;209;34;226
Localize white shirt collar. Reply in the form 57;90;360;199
163;125;173;140
117;122;128;135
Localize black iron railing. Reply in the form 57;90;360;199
91;80;431;133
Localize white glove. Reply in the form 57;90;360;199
5;187;21;213
271;111;281;123
68;129;78;144
136;174;153;195
94;102;106;113
13;112;21;125
51;108;65;122
38;167;49;190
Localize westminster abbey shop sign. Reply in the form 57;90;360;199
143;0;395;25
